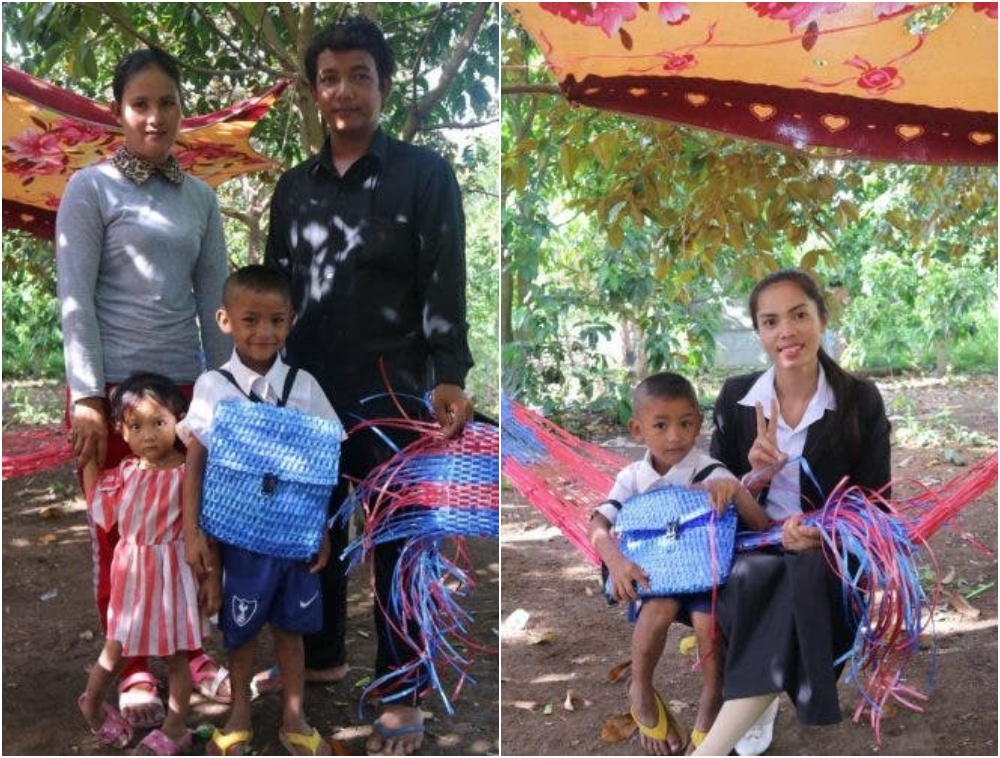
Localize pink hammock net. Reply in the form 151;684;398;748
501;394;998;742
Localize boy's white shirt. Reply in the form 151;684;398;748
595;446;735;525
177;350;345;448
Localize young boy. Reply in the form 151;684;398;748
181;265;343;756
588;372;770;756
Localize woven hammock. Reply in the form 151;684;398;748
501;393;998;741
2;426;74;479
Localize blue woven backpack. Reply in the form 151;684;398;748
199;368;343;560
605;484;737;599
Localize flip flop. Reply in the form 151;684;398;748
206;728;253;756
630;690;686;755
117;671;165;729
78;693;134;749
278;726;329;755
190;652;232;704
133;728;193;756
366;716;425;756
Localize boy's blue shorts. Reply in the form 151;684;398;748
218;543;322;650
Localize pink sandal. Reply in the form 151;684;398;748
118;671;166;728
190;652;232;704
134;728;192;756
78;693;133;748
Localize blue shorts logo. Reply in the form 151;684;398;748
232;596;258;627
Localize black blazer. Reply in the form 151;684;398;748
709;371;892;511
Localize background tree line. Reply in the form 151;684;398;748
2;2;500;415
501;14;997;416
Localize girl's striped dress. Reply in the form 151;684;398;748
91;457;201;657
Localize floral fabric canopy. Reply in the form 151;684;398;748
2;63;289;239
509;2;998;165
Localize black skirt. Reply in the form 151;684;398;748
717;548;859;725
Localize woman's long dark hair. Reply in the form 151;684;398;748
749;268;862;464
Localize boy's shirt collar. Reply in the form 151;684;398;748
224;350;289;403
636;446;713;492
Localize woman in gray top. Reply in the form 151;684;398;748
57;46;231;730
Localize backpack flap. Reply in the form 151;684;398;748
609;486;737;597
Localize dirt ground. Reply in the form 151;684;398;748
500;374;998;757
0;383;499;756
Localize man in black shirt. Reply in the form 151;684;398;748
264;16;475;755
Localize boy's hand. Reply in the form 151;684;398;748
308;532;331;573
606;555;650;602
199;572;222;617
698;478;739;514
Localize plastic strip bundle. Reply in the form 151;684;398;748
732;454;998;741
2;427;75;480
501;395;628;565
338;419;499;714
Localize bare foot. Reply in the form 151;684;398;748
279;724;332;756
365;705;424;756
251;662;350;697
629;681;684;756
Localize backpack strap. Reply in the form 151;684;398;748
215;366;299;407
692;462;724;484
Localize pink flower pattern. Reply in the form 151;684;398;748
746;2;846;32
539;3;640;38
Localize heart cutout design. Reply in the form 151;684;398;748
749;103;776;121
896;124;924;141
686;93;708;107
968;131;995;146
821;114;849;132
629;87;649;97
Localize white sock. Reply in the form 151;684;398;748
692;694;776;756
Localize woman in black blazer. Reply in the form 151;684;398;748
693;269;891;756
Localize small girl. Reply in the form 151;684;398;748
77;373;201;755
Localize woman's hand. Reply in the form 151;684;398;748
781;513;822;551
70;397;109;471
431;383;474;439
745;399;788;490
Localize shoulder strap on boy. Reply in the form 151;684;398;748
215;367;298;406
692;462;724;484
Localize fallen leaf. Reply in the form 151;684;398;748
39;533;58;545
39;506;63;519
605;659;632;683
601;712;637;742
940;566;956;585
678;634;698;656
543;702;553;715
563;688;582;711
945;590;981;619
527;630;555;645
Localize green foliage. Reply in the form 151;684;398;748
2;233;64;379
501;12;998;411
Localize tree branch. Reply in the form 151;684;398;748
423;118;499;131
501;84;562;96
401;3;490;142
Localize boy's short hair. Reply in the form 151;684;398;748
304;15;396;88
632;371;699;412
223;265;292;307
110;372;188;427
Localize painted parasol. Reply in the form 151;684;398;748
507;2;998;165
2;63;290;239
